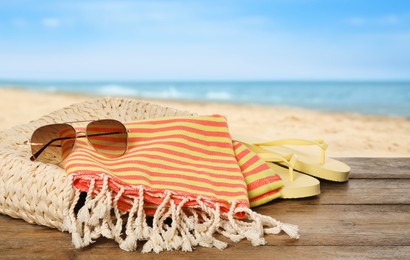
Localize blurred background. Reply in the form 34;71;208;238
0;0;409;116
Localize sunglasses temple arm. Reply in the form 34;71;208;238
30;136;75;161
31;131;125;161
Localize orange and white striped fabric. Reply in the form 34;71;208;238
64;115;282;210
233;141;283;207
62;115;297;252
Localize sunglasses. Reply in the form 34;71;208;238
25;119;129;164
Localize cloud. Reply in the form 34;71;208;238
346;14;403;27
378;15;400;25
346;17;366;26
66;1;180;25
42;17;61;28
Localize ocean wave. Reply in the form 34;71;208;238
98;85;139;96
43;86;58;93
2;80;408;116
205;91;232;101
140;86;189;99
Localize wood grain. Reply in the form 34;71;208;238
0;158;409;259
337;157;410;179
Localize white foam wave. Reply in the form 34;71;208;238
205;91;232;101
98;85;138;96
140;86;186;99
44;86;58;93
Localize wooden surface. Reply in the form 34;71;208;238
1;158;409;259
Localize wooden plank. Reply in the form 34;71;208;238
232;179;410;206
337;157;410;179
1;204;409;249
2;242;410;260
314;179;410;205
1;211;409;260
77;245;410;259
257;204;410;247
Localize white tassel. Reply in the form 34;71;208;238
120;234;138;252
88;213;100;226
212;239;228;250
181;236;193;252
170;235;183;250
185;217;195;230
71;232;83;249
112;187;125;244
120;197;139;251
141;240;154;253
238;206;301;240
196;223;208;233
199;234;213;245
162;200;177;243
62;175;75;232
63;218;72;233
143;192;172;253
101;219;113;239
77;207;90;223
64;173;300;253
68;189;84;247
82;228;94;246
96;202;109;219
179;211;197;251
218;230;243;243
244;229;266;246
142;225;152;239
278;222;300;239
162;228;173;242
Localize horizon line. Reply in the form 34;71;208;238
1;78;410;83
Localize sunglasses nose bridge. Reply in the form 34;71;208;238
76;130;87;137
75;131;88;147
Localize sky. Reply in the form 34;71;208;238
0;0;409;81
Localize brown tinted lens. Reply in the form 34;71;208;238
86;119;127;158
31;124;76;164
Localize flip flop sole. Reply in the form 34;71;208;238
268;163;320;199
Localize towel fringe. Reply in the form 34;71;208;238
63;174;299;253
236;207;300;239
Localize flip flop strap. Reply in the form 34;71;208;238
254;138;328;164
243;143;298;182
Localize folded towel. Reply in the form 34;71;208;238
63;115;298;252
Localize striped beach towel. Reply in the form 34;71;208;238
63;115;298;252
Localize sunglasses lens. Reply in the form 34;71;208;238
31;124;76;163
86;119;127;158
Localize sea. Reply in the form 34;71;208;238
1;80;409;117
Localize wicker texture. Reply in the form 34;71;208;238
0;97;193;230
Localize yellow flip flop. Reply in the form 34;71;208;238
242;142;320;199
236;135;350;182
268;163;320;199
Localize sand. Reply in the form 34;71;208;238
0;87;409;157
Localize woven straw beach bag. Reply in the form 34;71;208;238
0;97;194;230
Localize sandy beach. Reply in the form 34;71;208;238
0;87;409;157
